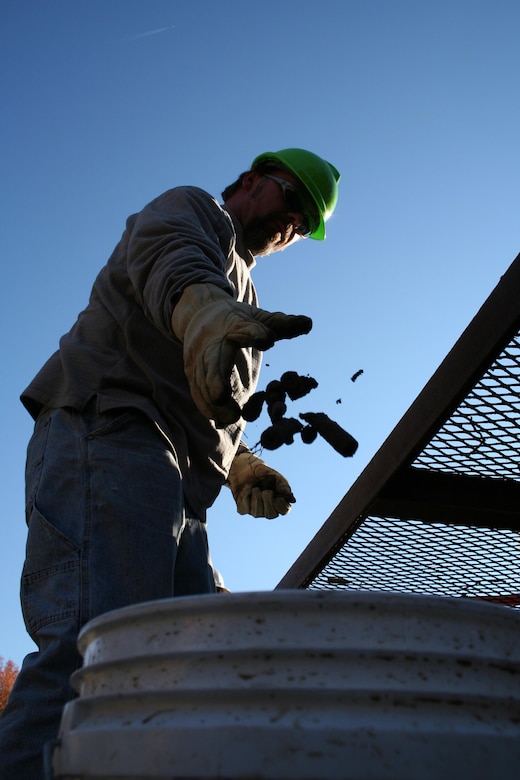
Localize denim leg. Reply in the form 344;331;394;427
0;406;216;780
174;506;217;597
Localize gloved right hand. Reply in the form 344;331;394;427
171;283;312;427
226;450;295;519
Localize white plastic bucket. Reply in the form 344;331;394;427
51;590;520;779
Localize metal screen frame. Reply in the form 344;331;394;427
277;253;520;601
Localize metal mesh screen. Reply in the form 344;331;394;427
308;329;520;604
310;516;520;605
414;332;520;481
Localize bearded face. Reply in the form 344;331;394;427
241;177;301;256
242;213;300;256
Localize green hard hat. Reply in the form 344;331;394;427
252;148;340;240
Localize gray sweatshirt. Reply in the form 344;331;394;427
21;186;261;519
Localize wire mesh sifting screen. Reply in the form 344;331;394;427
309;329;520;605
414;332;520;481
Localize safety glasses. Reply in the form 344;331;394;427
262;174;314;237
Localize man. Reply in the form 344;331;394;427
0;147;340;778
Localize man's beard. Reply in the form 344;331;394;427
242;214;293;256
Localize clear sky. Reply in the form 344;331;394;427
1;1;519;668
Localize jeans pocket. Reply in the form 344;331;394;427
85;408;136;439
21;506;80;637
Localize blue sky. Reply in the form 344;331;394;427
1;1;519;667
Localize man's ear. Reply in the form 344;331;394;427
241;170;261;192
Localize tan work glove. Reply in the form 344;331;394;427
171;283;312;427
226;451;295;519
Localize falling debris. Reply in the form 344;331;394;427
300;425;318;444
299;412;358;457
242;371;359;458
241;391;266;422
351;369;364;382
260;418;303;450
327;575;350;585
241;372;318;423
279;371;318;401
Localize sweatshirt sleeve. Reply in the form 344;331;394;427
124;186;236;338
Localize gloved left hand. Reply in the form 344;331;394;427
171;283;312;428
226;451;295;519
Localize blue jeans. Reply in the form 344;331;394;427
0;405;216;780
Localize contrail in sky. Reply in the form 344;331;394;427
125;26;175;41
